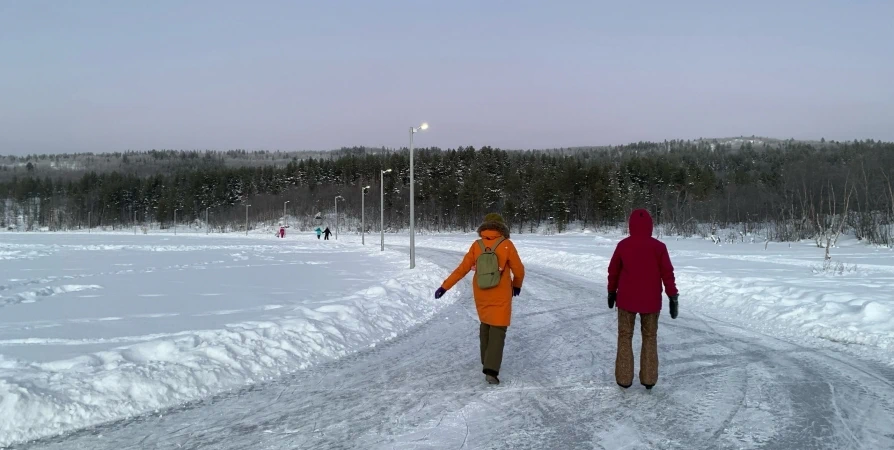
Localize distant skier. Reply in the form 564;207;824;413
607;209;679;390
314;227;322;239
434;213;525;385
323;227;332;240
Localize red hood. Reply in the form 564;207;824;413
628;209;653;237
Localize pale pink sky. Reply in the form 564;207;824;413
1;0;892;154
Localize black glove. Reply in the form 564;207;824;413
608;292;617;309
512;287;521;297
434;287;447;299
669;294;679;319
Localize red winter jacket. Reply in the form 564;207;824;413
607;209;678;314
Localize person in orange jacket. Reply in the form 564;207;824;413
435;213;525;385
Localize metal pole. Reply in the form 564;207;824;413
362;187;365;245
206;207;210;234
335;197;339;240
245;205;250;236
174;210;177;235
133;208;136;235
88;211;91;233
409;127;415;269
381;171;385;251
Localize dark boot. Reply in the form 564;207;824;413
483;369;500;385
617;382;631;389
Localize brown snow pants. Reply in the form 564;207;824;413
616;308;660;387
480;323;507;375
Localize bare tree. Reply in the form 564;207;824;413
882;169;894;247
815;176;854;260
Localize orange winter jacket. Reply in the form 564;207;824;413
441;226;525;327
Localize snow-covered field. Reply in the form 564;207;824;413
0;232;450;447
415;231;894;360
1;229;893;448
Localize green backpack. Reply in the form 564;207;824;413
475;237;505;289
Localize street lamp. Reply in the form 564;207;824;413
334;195;344;240
205;207;211;234
380;169;392;251
361;185;371;245
88;211;91;234
283;200;290;226
173;209;181;235
133;207;137;235
409;122;429;268
245;204;251;236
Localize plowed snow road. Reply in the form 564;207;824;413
16;246;894;450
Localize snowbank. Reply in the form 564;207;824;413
0;236;454;447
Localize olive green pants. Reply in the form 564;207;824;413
616;308;660;386
480;323;507;375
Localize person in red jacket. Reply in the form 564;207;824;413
607;209;679;390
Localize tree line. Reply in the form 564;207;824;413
1;139;892;246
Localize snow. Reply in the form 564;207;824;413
412;232;894;359
0;233;452;447
1;229;893;448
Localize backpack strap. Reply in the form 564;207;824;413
492;237;507;272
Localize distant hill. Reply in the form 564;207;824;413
0;137;884;182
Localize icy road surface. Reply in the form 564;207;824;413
15;245;894;450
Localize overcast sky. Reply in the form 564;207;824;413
1;0;892;155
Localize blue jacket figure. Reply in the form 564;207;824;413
315;227;322;239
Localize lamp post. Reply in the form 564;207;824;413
174;209;181;235
133;208;137;235
205;207;210;234
409;122;428;268
380;169;392;251
88;211;91;233
245;204;251;236
334;195;344;240
361;185;371;245
283;200;290;226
